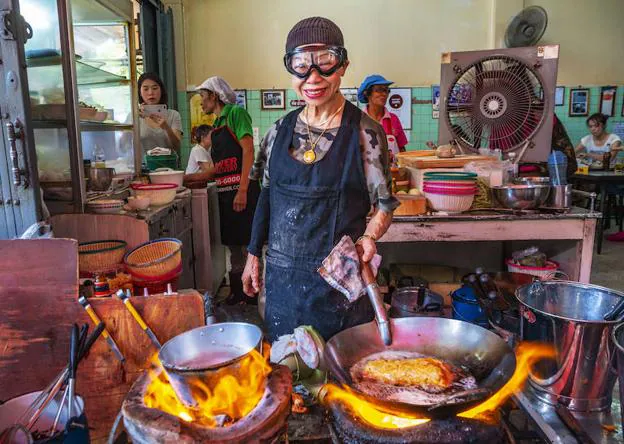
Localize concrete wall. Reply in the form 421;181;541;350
175;0;624;88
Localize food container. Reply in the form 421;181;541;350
158;323;263;406
424;186;475;213
86;199;124;214
78;240;127;275
491;184;550;210
88;167;116;191
516;281;624;411
124;238;182;281
547;184;572;209
0;391;84;438
390;286;444;318
131;183;177;206
612;323;624;427
393;195;427;216
149;168;185;187
505;258;558;279
513;176;551;185
127;196;150;210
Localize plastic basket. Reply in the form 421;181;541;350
124;238;182;279
146;154;179;171
505;258;559;279
78;240;127;274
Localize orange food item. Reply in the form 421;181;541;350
361;357;457;391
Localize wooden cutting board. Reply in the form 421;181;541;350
399;154;496;169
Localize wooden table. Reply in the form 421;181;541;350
573;171;624;254
379;208;599;283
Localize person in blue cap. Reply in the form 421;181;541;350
358;74;409;158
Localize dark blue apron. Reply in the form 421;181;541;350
211;125;260;246
264;101;374;341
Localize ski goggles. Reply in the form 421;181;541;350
283;46;348;79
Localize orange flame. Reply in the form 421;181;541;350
459;342;555;418
321;384;430;428
321;342;555;429
143;348;272;427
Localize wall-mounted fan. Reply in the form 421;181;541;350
505;6;548;48
438;46;559;162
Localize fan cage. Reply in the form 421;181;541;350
444;55;547;154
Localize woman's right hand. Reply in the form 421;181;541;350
242;253;262;296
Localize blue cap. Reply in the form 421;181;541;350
357;74;393;104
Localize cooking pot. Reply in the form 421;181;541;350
390;286;443;318
516;280;624;411
612;323;624;428
149;168;184;187
158;322;263;407
547;184;572;209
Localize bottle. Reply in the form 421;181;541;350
603;152;611;171
93;144;105;168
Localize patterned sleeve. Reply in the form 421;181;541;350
249;120;281;186
359;114;400;213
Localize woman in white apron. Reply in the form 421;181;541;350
357;74;409;159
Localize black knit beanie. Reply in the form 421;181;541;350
285;17;344;53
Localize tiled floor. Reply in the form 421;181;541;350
591;227;624;291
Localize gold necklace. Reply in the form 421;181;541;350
303;102;345;164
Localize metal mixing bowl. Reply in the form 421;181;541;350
491;184;551;210
513;176;551;185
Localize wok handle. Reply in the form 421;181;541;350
361;262;392;346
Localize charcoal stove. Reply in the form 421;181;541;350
121;365;292;444
326;398;507;444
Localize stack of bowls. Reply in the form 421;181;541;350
422;172;477;213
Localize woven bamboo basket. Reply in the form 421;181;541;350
78;240;127;274
124;238;182;279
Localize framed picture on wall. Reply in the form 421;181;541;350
600;86;617;117
555;86;565;106
261;90;285;110
569;88;589;116
432;85;440;111
234;89;247;109
340;88;359;107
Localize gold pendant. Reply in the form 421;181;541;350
303;149;316;164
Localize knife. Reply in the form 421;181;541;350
116;289;162;349
78;295;126;362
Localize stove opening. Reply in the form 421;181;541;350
143;348;271;427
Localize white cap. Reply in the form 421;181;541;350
195;76;237;105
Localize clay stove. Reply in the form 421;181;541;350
121;365;292;444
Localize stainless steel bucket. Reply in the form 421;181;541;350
516;281;624;411
612;323;624;427
158;322;263;407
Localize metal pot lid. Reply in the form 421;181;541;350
392;287;443;312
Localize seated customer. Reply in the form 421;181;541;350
185;124;214;176
576;113;622;167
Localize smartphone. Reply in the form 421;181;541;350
142;104;168;117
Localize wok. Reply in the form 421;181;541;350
324;317;516;417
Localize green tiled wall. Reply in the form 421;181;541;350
176;86;624;166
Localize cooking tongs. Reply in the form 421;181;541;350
361;262;392;346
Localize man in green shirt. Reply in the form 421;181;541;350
192;76;260;305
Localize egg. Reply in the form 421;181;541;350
408;188;421;196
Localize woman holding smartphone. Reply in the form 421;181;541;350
138;72;182;154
